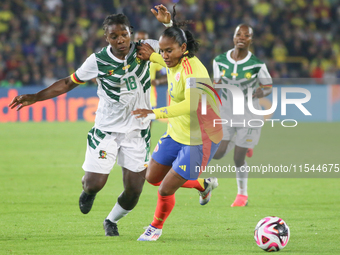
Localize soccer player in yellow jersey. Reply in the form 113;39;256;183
132;5;223;241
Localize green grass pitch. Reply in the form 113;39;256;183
0;121;339;255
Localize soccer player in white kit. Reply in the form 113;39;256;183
212;24;273;207
9;13;161;236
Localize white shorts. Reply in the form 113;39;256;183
222;126;261;149
82;127;150;174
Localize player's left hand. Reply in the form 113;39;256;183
252;87;264;98
137;43;155;61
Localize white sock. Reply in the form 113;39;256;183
106;202;131;223
236;161;248;196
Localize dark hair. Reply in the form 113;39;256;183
162;5;199;58
235;23;253;35
102;14;133;33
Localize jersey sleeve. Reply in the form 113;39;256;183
212;59;221;83
71;53;98;84
153;77;200;119
149;63;164;80
149;62;157;80
258;64;273;87
142;39;159;53
150;52;166;67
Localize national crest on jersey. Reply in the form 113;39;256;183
245;72;252;80
175;72;180;82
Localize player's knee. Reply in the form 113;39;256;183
145;171;152;182
148;180;162;186
145;171;162;185
82;176;105;194
146;174;161;185
158;185;175;196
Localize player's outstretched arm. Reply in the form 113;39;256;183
253;86;272;98
151;4;171;24
132;108;154;118
9;77;79;111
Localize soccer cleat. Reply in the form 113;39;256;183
199;177;218;205
231;194;248;207
137;225;162;241
79;191;96;214
103;219;119;236
246;148;253;158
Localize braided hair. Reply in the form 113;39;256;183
102;14;133;34
161;5;199;58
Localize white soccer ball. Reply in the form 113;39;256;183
254;216;290;252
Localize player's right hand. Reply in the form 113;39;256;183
9;94;37;111
151;4;171;24
137;43;155;61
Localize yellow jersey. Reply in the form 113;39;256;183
149;62;164;107
150;53;222;145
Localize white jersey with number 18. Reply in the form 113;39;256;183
71;39;159;132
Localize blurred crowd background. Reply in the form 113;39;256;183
1;0;339;87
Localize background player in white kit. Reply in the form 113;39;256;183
212;24;273;207
9;13;161;236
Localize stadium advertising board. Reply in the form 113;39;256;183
0;85;339;122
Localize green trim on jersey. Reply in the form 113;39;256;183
143;80;151;93
135;60;148;77
95;47;116;65
215;52;265;98
94;44;151;101
101;82;120;102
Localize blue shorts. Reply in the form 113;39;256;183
152;133;220;180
